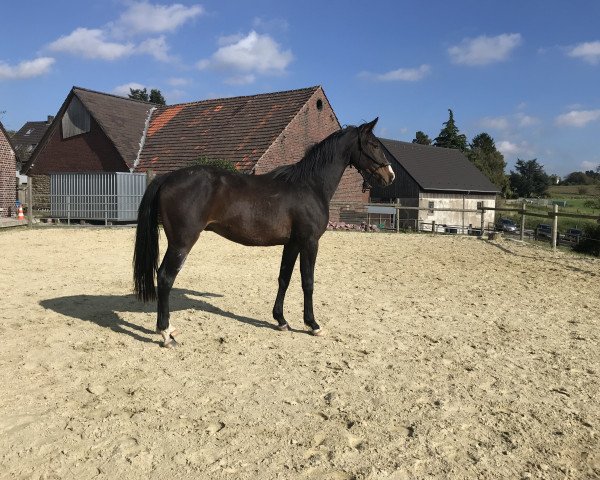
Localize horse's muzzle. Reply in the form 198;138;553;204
373;165;395;186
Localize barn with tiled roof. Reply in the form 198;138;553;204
24;85;369;221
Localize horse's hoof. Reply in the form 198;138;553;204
277;323;290;331
162;337;179;348
311;328;325;337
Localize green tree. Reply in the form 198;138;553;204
129;87;166;105
129;88;149;102
468;132;510;196
563;171;594;185
509;159;550;198
434;109;467;152
149;89;166;105
412;131;432;145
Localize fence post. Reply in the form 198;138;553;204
67;195;71;226
431;220;436;234
520;201;526;241
479;201;485;237
27;178;33;227
395;199;400;233
552;204;559;251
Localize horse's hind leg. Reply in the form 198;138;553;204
156;244;191;347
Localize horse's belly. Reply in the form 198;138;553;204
207;216;292;246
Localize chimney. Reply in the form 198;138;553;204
47;115;54;124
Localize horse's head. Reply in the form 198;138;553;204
350;118;395;188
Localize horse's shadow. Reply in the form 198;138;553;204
40;288;280;345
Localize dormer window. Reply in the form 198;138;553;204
62;95;91;139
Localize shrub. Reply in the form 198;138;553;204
573;223;600;257
192;156;237;173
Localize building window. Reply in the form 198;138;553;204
316;99;323;111
62;96;91;139
428;201;434;214
476;201;483;210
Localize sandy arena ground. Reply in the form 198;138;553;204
0;227;599;479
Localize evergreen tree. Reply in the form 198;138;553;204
509;159;550;198
149;89;166;105
129;87;166;105
468;132;510;196
129;88;149;102
434;109;467;152
412;131;432;145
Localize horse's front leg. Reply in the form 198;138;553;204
273;242;299;331
299;239;323;336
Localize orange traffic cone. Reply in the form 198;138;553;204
17;205;25;221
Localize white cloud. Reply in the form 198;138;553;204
252;17;289;32
516;113;540;127
497;139;533;157
568;41;600;65
478;112;540;131
114;2;204;36
167;77;191;87
448;33;522;66
48;28;134;60
555;109;600;127
359;64;431;82
137;36;171;62
0;57;55;80
480;116;510;130
224;74;256;85
198;31;293;82
581;160;599;170
113;82;146;96
48;28;175;62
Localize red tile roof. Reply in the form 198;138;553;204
135;86;320;174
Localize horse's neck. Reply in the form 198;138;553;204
318;138;352;202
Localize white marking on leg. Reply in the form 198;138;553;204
160;324;176;344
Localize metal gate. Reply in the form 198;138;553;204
50;172;146;222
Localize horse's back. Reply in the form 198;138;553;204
158;166;328;246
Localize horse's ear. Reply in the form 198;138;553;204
361;117;379;135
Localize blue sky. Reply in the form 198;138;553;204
1;0;599;177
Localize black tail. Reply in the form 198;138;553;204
133;175;168;302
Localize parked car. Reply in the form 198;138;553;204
535;223;552;239
564;228;584;243
496;218;518;233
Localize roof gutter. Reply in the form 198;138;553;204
132;106;156;172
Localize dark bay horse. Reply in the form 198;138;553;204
133;118;394;347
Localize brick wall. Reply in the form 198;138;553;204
0;126;17;217
255;88;368;222
28;116;129;175
30;175;50;211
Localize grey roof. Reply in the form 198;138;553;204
12;121;51;148
73;87;155;169
379;138;499;193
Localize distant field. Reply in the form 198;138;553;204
548;184;600;197
499;184;600;232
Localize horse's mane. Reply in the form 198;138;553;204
264;126;355;183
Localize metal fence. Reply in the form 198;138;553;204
50;172;146;223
